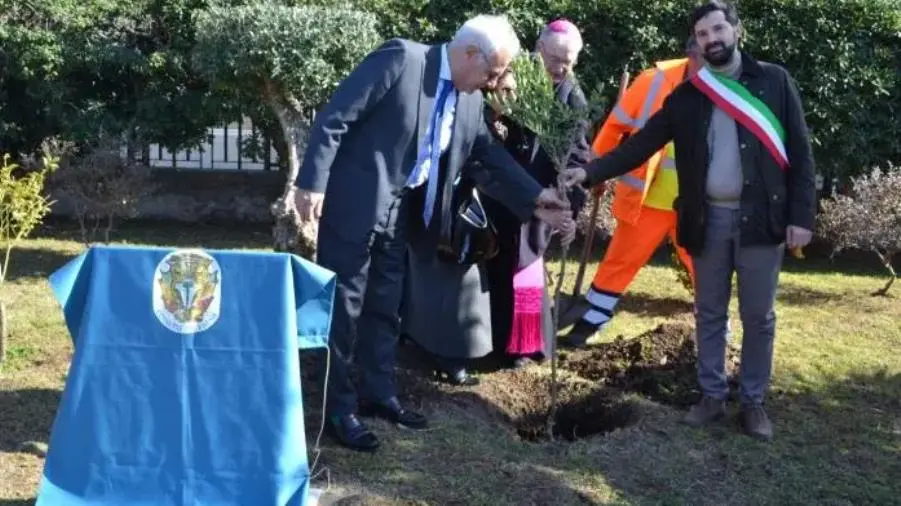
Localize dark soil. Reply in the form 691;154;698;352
559;322;739;408
300;321;740;443
445;368;641;441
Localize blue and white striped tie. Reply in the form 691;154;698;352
422;80;454;226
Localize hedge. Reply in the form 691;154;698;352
346;0;901;186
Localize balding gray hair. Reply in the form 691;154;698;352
450;14;522;59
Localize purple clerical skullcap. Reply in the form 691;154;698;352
546;18;578;34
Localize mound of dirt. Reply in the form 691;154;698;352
559;322;740;407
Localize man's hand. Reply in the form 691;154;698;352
535;188;571;210
559;167;587;188
786;225;813;249
557;217;577;248
294;189;325;222
534;207;573;232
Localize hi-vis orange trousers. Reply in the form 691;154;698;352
581;206;695;327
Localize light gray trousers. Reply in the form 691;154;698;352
693;205;784;406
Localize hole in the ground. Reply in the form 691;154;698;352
513;387;640;442
459;368;643;442
302;321;741;445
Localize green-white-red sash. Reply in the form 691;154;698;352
691;67;789;171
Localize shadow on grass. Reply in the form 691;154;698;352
594;368;901;505
2;248;78;282
776;241;897;278
302;336;901;505
617;293;694;318
3;219;276;282
35;217;273;251
5;353;898;504
0;388;60;454
300;345;623;504
775;282;845;306
556;233;895;280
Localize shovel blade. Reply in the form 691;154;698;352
553;293;591;330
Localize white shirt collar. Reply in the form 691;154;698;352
440;44;452;82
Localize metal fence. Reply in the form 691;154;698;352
137;119;281;171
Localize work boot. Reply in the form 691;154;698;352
738;404;773;441
683;396;726;427
559;320;597;348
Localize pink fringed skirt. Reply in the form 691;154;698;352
506;257;545;355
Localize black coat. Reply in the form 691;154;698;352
583;51;817;256
401;76;590;360
479;77;591;357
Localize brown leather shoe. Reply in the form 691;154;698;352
683;396;726;427
739;405;774;441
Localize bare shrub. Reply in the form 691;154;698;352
49;139;158;244
818;166;901;295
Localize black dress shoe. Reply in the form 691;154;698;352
434;367;480;386
326;414;379;452
560;320;597;348
358;397;428;430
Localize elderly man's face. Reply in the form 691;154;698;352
454;45;512;94
486;71;516;112
537;34;579;83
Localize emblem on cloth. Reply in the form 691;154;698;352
152;249;221;334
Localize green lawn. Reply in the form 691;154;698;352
1;222;899;505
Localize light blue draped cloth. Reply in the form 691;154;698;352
35;245;335;506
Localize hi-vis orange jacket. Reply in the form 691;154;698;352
592;58;691;225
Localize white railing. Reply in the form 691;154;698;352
133;119;281;171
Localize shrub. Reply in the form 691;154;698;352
48;138;157;245
193;2;382;254
817;165;901;295
0;150;57;364
359;0;901;185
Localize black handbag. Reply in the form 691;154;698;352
436;185;499;265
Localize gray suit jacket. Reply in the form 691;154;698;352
296;38;544;245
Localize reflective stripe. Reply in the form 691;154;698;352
612;105;638;127
635;70;666;128
660;142;677;171
618;173;645;191
610;70;666;130
614;70;669;194
660;156;677;171
583;309;612;326
586;289;619;311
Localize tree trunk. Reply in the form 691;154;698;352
267;100;303;253
873;250;897;296
0;300;8;365
105;214;114;243
546;171;574;441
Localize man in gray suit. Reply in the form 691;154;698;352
294;14;575;451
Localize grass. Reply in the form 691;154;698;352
1;221;899;505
